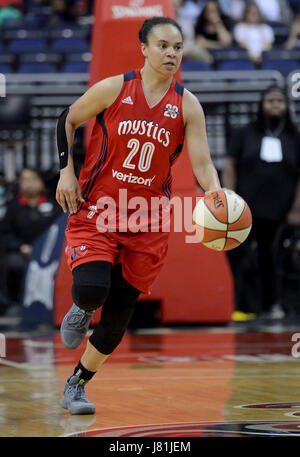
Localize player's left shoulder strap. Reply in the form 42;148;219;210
174;80;184;97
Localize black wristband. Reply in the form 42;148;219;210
56;107;69;169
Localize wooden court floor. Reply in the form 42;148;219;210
1;324;300;437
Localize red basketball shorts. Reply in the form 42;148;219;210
65;206;170;295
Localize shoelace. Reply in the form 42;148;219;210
67;382;88;402
66;310;92;328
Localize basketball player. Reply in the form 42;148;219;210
56;17;221;415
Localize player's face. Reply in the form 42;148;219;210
142;24;183;76
263;92;287;118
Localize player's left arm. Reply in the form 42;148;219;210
183;89;221;192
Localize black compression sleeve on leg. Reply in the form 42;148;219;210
56;107;70;169
89;266;141;354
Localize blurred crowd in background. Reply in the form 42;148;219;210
0;0;299;73
0;0;94;25
174;0;300;65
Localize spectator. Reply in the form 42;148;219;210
222;85;300;321
233;1;274;64
288;0;300;14
0;2;22;26
46;0;77;27
194;0;233;50
217;0;233;17
176;0;202;54
284;13;300;49
183;0;232;63
230;0;247;22
228;0;292;23
254;0;293;25
0;168;60;313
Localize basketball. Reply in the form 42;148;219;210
192;189;252;251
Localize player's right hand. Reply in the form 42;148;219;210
56;169;85;214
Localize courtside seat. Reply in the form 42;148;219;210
50;37;90;53
0;18;27;30
217;59;257;70
17;62;57;73
0;51;15;64
61;61;89;73
0;63;12;74
181;61;213;71
47;25;90;40
261;59;300;76
211;47;249;62
269;21;289;46
24;13;51;28
262;49;300;61
1;15;49;31
65;52;92;63
8;37;48;54
1;28;47;40
0;51;16;72
19;52;62;66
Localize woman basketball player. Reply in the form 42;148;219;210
56;17;221;414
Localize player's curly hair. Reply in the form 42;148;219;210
139;17;183;45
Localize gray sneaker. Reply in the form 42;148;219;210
60;303;94;349
60;375;96;415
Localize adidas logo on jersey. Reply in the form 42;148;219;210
122;96;133;105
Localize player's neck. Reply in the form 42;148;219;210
140;65;173;95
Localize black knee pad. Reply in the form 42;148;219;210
71;284;109;311
72;261;112;312
89;265;140;354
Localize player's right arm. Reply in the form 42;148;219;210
56;75;123;214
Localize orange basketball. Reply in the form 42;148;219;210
192;189;252;251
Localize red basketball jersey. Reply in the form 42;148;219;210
77;69;185;216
